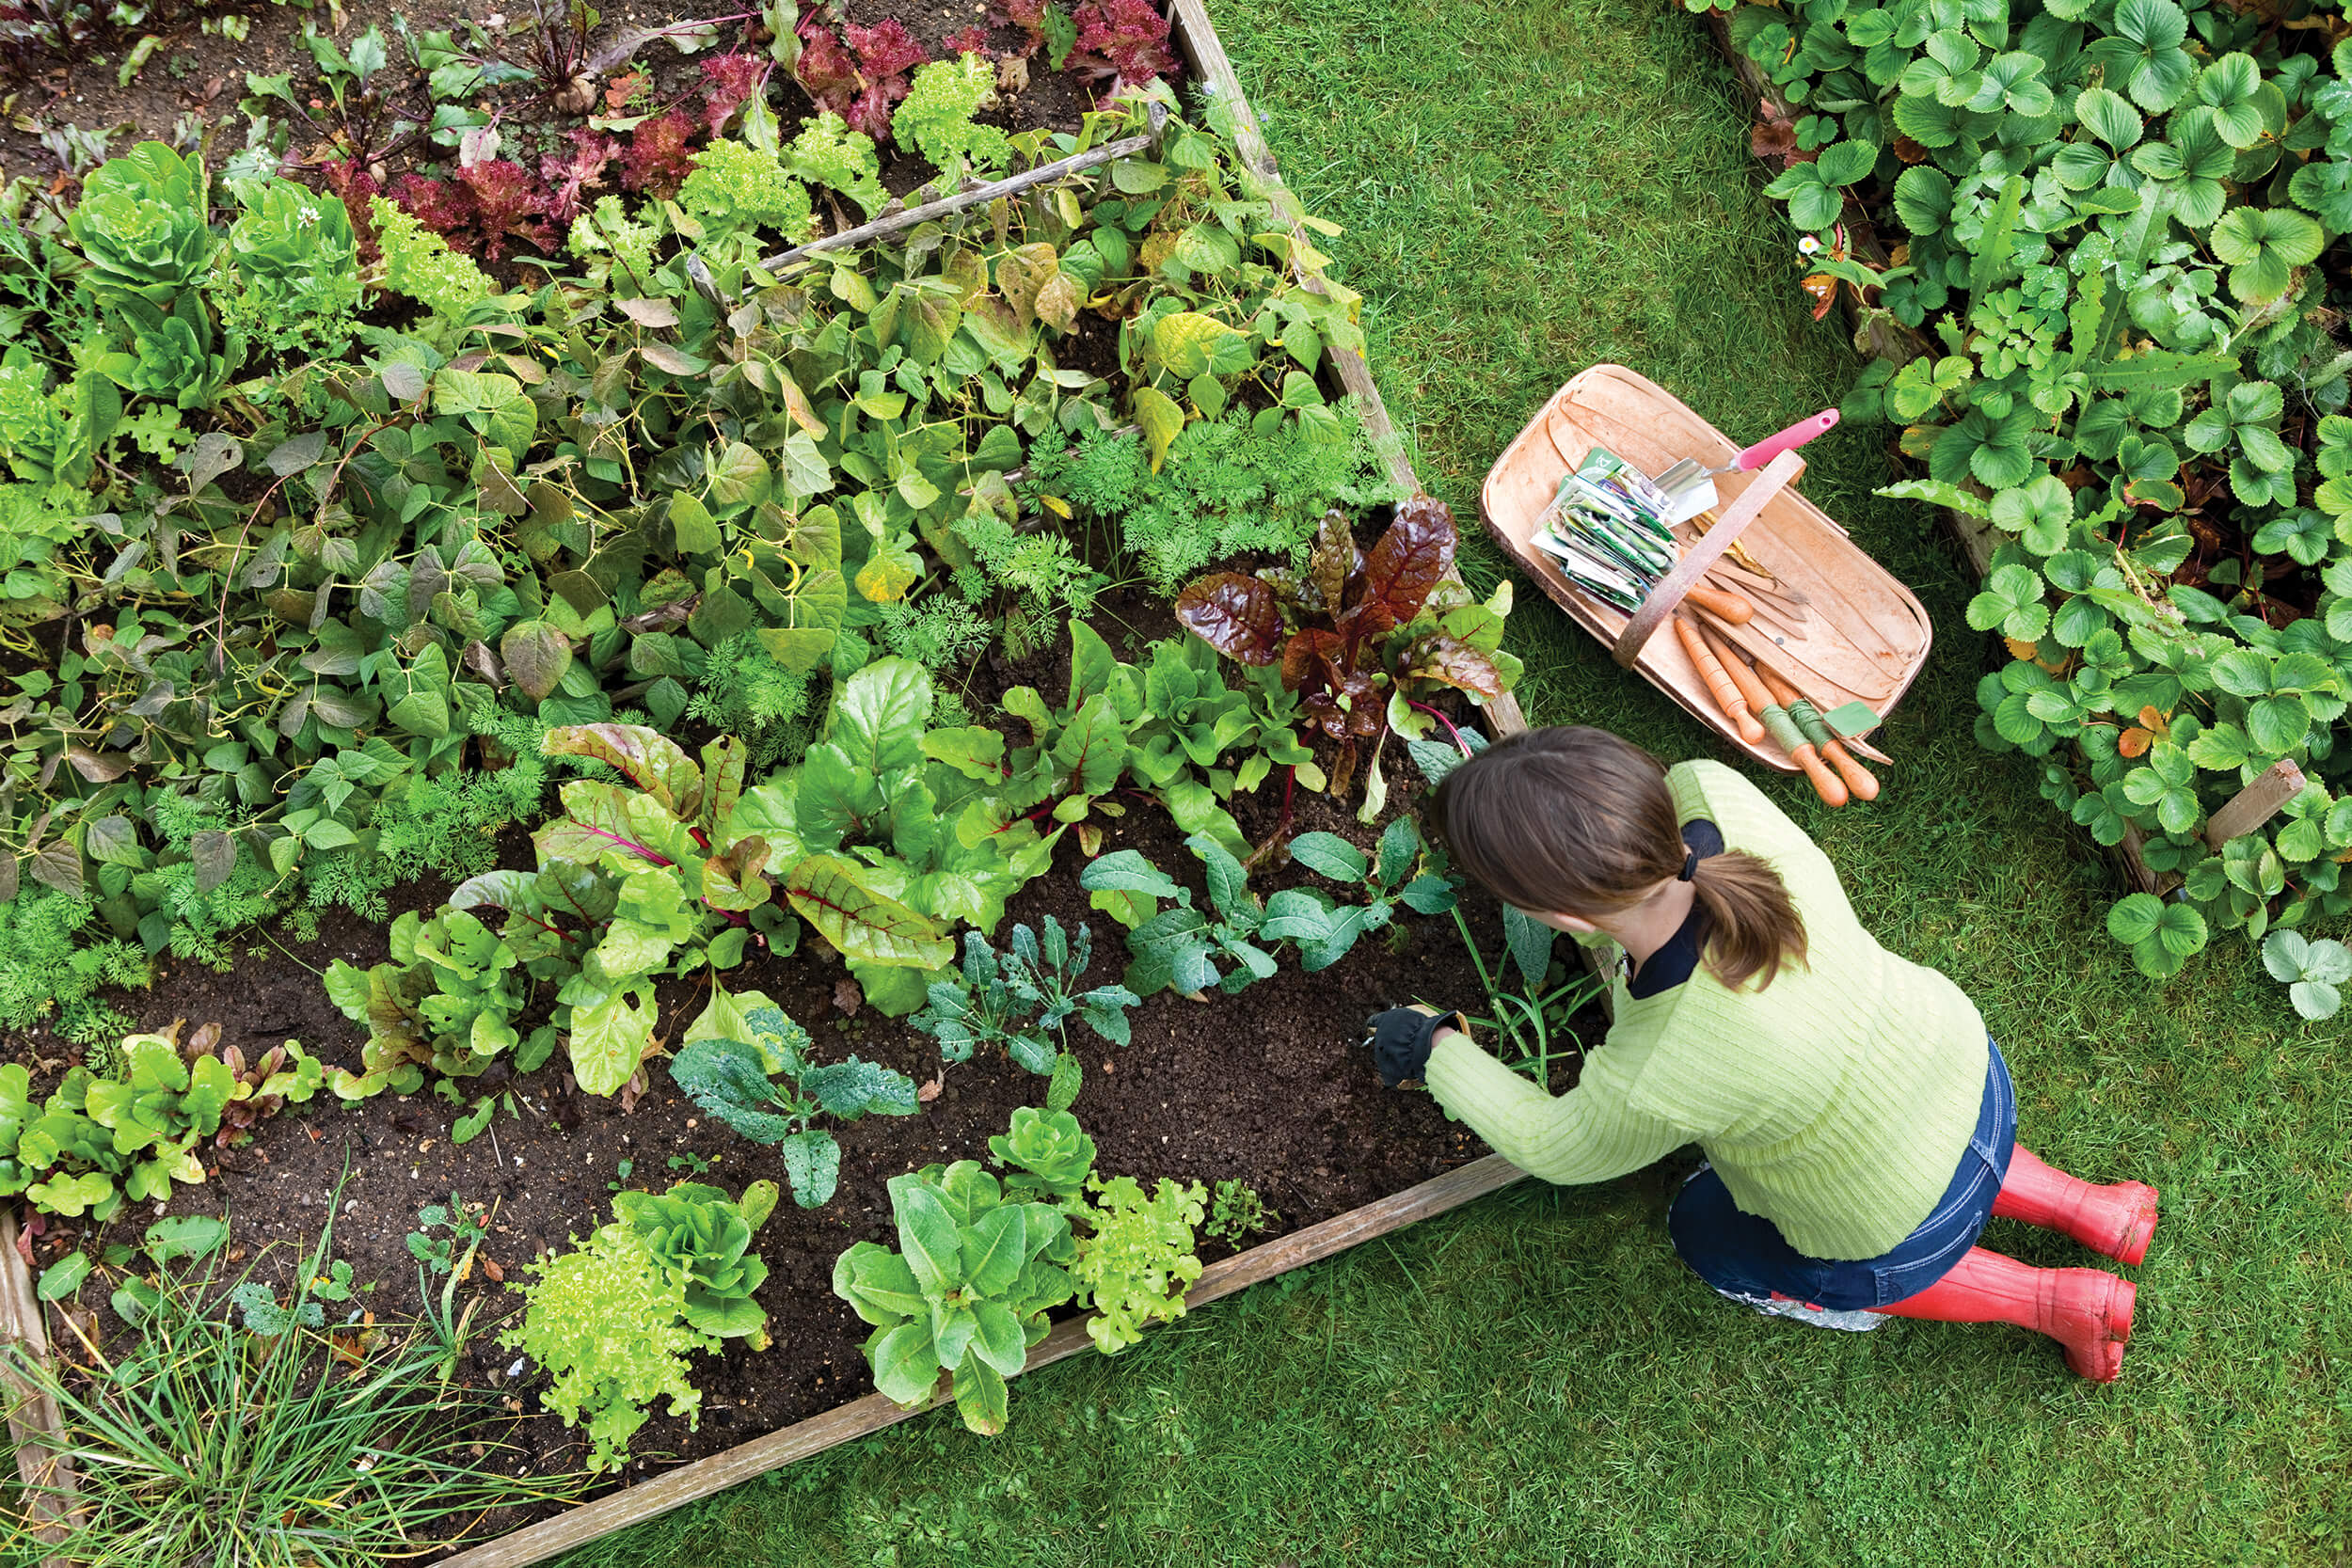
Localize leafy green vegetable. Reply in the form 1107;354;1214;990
610;1179;781;1345
501;1222;718;1473
911;915;1141;1075
1080;834;1279;997
892;55;1013;178
1262;816;1456;971
1072;1173;1204;1354
667;994;917;1207
989;1105;1098;1201
66;143;215;306
832;1161;1079;1434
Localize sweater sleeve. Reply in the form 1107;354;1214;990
1420;1023;1690;1184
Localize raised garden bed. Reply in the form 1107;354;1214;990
1695;4;2341;971
0;1;1577;1561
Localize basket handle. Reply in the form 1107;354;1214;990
1612;450;1803;669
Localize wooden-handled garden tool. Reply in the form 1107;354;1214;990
1694;622;1847;807
1674;612;1764;746
1654;409;1841;524
1754;663;1880;801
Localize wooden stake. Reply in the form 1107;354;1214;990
2204;759;2306;849
757;108;1166;272
0;1205;77;1568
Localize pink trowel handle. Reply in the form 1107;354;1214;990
1735;409;1839;471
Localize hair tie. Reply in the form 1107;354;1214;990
1677;849;1698;883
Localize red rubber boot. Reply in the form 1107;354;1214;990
1872;1246;2136;1382
1994;1145;2159;1266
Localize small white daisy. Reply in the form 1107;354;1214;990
1797;234;1820;257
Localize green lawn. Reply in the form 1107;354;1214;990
567;1;2349;1562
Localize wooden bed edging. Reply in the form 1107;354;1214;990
432;1153;1527;1568
1694;12;2294;885
1167;0;1528;738
0;1207;75;1568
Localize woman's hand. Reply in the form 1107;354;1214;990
1363;1004;1467;1087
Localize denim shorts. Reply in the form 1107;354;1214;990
1666;1038;2016;1311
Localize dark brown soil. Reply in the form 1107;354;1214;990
8;736;1597;1547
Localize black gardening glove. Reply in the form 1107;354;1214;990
1364;1005;1465;1088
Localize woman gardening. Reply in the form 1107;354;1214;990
1366;726;2158;1380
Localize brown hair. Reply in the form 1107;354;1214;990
1434;726;1807;990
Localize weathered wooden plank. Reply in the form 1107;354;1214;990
755;119;1163;272
0;1206;76;1568
2204;759;2308;849
430;1154;1526;1568
1166;0;1528;736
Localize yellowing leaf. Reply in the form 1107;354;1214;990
1130;386;1185;471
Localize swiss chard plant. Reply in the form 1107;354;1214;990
1176;499;1520;807
667;993;919;1207
910;914;1141;1076
731;656;1062;1016
328;726;794;1099
831;1160;1080;1435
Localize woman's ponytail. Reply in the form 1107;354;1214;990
1436;725;1807;990
1687;850;1806;990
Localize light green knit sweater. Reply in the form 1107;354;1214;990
1424;760;1990;1260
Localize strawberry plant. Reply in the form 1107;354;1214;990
2261;927;2351;1020
1734;0;2352;981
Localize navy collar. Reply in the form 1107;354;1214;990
1625;818;1724;1000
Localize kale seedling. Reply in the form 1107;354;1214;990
668;998;919;1208
1262;818;1457;971
911;916;1141;1076
1079;833;1278;997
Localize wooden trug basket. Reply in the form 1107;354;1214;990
1480;364;1933;772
